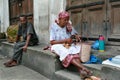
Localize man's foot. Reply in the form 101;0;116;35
3;59;14;66
4;60;17;67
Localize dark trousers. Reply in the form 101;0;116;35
12;42;26;64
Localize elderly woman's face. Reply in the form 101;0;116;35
59;17;69;27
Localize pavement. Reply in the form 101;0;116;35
0;55;49;80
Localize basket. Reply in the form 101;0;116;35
6;25;18;43
80;42;91;62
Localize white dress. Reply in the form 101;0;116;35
50;23;81;61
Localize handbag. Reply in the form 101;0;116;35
80;42;91;62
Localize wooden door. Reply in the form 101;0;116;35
66;0;120;43
66;0;85;35
107;0;120;42
9;0;33;25
85;0;106;40
66;0;107;40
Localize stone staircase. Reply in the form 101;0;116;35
0;41;120;80
0;55;50;80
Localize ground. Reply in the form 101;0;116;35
0;55;49;80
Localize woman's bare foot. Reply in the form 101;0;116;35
79;68;93;79
82;68;93;76
84;76;101;80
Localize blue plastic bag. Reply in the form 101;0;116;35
91;40;99;50
85;54;102;64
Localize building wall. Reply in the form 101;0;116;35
34;0;66;44
34;0;49;44
0;0;9;33
0;0;3;32
49;0;66;26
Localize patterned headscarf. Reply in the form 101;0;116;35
58;11;70;19
55;11;70;23
55;11;72;32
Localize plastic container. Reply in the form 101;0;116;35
99;35;105;52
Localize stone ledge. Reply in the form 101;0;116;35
0;39;7;46
1;42;63;79
1;42;120;80
52;69;81;80
101;65;120;80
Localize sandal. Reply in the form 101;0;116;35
4;59;14;66
5;60;17;67
79;69;93;80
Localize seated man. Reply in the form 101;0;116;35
4;15;38;67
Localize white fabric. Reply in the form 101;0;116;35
50;23;80;61
50;23;77;41
51;44;81;61
102;60;120;68
102;55;120;68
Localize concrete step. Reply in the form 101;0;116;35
102;65;120;80
84;63;120;80
53;69;81;80
91;47;120;61
0;55;49;80
84;64;104;77
1;41;120;80
1;42;63;79
53;64;120;80
53;64;104;80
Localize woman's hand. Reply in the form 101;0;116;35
65;38;72;44
75;35;81;42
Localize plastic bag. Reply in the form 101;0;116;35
85;54;102;64
91;40;99;50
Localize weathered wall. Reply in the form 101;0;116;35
49;0;66;26
0;0;9;33
34;0;49;44
0;0;3;32
34;0;66;44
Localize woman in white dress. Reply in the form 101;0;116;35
50;11;101;80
